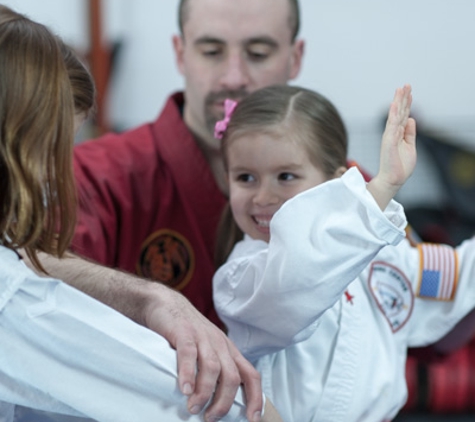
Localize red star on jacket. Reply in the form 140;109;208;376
344;290;354;305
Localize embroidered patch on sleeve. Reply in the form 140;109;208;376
368;262;414;332
417;243;458;301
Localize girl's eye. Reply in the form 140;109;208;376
278;172;296;181
236;173;255;183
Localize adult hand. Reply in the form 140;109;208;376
145;284;263;422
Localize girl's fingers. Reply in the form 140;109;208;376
395;85;412;127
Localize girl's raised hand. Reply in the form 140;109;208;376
380;84;417;187
367;84;417;210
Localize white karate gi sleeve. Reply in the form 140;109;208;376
383;235;475;347
214;168;407;360
0;249;247;422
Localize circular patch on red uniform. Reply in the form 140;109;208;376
137;229;194;290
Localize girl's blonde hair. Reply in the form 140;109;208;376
0;5;76;271
216;84;348;266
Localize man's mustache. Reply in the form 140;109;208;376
205;89;249;109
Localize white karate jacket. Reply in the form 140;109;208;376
0;247;248;422
214;168;473;422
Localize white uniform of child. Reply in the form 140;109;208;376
0;249;248;422
214;167;473;422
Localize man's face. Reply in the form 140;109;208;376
173;0;304;147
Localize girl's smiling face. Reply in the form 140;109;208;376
227;131;329;242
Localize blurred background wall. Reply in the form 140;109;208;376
2;0;475;220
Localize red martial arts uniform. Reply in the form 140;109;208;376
73;92;227;326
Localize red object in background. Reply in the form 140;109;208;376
88;0;112;135
403;342;475;414
427;345;473;413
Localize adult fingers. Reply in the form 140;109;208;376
232;348;263;422
204;341;263;422
175;334;198;396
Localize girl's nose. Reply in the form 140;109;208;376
253;183;279;207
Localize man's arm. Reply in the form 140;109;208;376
24;251;264;422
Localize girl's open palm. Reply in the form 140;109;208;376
367;84;417;210
380;84;417;188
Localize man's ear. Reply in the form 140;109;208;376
289;38;305;80
172;34;185;75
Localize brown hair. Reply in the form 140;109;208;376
60;41;95;118
0;5;77;271
178;0;300;42
215;84;348;266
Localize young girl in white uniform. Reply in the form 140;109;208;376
213;84;475;421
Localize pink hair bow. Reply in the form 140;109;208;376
214;99;238;139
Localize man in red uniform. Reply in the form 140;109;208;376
73;92;227;326
72;0;305;329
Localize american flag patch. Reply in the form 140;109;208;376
417;243;458;301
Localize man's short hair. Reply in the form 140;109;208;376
178;0;300;42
